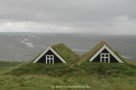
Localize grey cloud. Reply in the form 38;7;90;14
0;0;136;34
0;0;135;22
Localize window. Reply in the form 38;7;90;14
100;53;110;63
46;55;54;63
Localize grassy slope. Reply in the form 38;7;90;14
52;43;79;65
79;41;103;64
0;61;135;90
0;43;135;90
0;61;22;75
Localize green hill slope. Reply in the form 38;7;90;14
9;61;136;77
0;61;136;90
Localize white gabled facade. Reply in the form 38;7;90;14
32;46;67;63
89;45;124;63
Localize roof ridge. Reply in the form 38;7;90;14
100;40;107;45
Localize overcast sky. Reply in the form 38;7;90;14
0;0;136;35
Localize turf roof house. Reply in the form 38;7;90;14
80;41;124;63
32;43;79;64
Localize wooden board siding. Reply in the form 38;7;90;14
37;50;63;63
92;49;119;63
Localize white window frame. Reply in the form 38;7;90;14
46;55;54;63
100;53;110;63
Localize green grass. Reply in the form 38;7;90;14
0;61;136;90
0;61;21;67
0;61;22;75
52;43;80;65
76;62;136;76
9;63;69;77
125;60;136;65
0;74;136;90
0;43;135;89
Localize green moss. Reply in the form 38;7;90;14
52;43;79;65
79;42;103;64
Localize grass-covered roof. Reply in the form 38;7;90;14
78;41;124;64
52;43;79;64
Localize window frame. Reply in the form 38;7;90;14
100;53;110;63
45;55;54;63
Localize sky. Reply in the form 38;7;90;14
0;0;136;35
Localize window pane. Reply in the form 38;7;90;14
102;58;104;62
106;58;109;62
46;55;54;63
106;54;109;57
